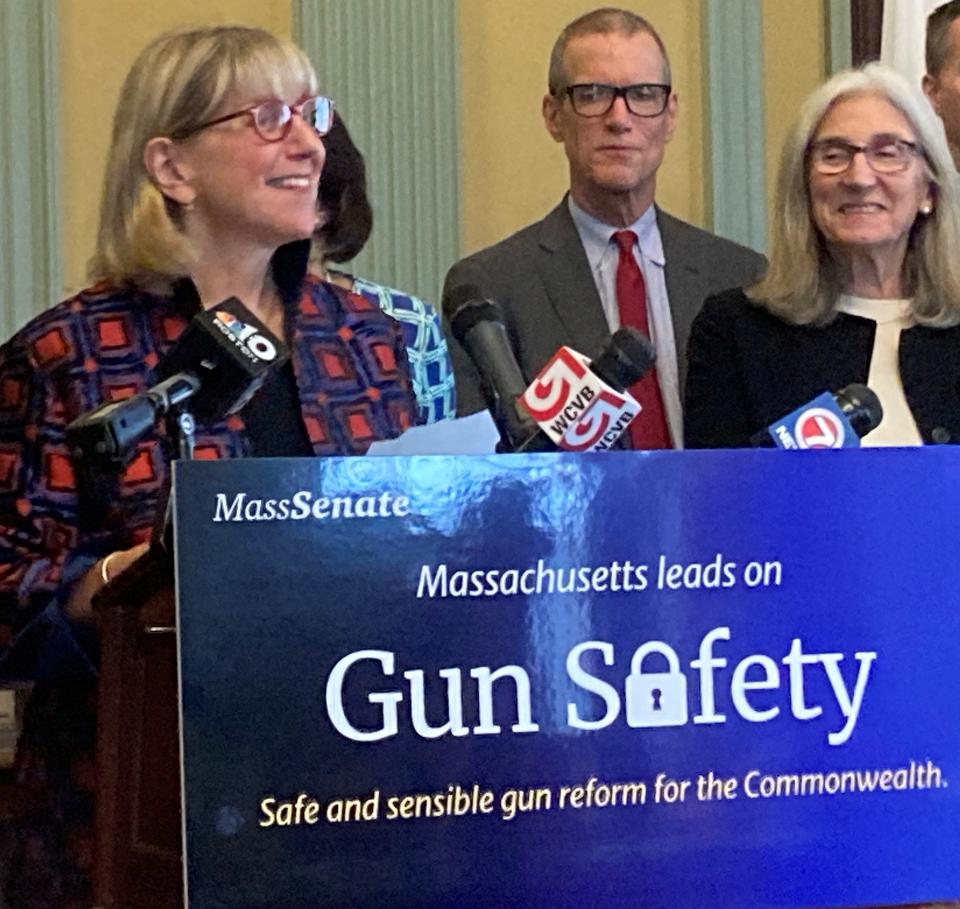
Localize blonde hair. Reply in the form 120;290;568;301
90;26;317;292
751;62;960;326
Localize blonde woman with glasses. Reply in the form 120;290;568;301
0;26;418;907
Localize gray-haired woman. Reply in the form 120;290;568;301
684;63;960;448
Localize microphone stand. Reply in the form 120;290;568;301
152;402;200;554
166;408;197;462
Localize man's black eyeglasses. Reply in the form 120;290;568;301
562;83;672;118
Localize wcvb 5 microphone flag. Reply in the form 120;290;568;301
559;389;638;452
521;346;639;451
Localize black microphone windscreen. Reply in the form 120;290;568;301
443;286;541;450
448;297;505;347
445;285;503;341
154;298;288;423
443;283;484;316
836;383;884;436
590;327;657;391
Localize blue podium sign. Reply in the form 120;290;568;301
173;450;960;909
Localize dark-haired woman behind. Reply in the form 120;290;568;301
315;112;456;423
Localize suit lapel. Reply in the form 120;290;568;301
533;199;611;356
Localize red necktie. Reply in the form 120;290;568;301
612;230;672;449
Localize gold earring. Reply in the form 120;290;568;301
920;201;933;215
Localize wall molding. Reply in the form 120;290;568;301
294;0;460;305
827;0;853;73
701;0;767;252
0;1;62;336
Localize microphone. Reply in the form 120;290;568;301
520;328;656;452
750;383;883;449
67;297;288;473
153;297;287;423
591;327;658;393
445;285;656;452
445;287;540;451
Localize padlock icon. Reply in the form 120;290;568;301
625;641;688;728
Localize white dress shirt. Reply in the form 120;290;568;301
568;197;683;448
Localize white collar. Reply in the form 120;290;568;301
836;293;913;326
567;196;665;268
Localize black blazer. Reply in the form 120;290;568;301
684;287;960;448
443;199;766;416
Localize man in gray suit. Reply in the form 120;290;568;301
924;1;960;170
443;7;765;447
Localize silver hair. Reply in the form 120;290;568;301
749;62;960;326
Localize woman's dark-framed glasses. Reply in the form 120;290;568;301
808;137;920;175
176;95;334;142
564;83;671;118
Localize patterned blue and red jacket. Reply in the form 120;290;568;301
0;271;419;674
0;267;419;908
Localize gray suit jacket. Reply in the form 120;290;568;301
442;198;767;416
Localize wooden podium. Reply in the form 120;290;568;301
93;549;183;908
